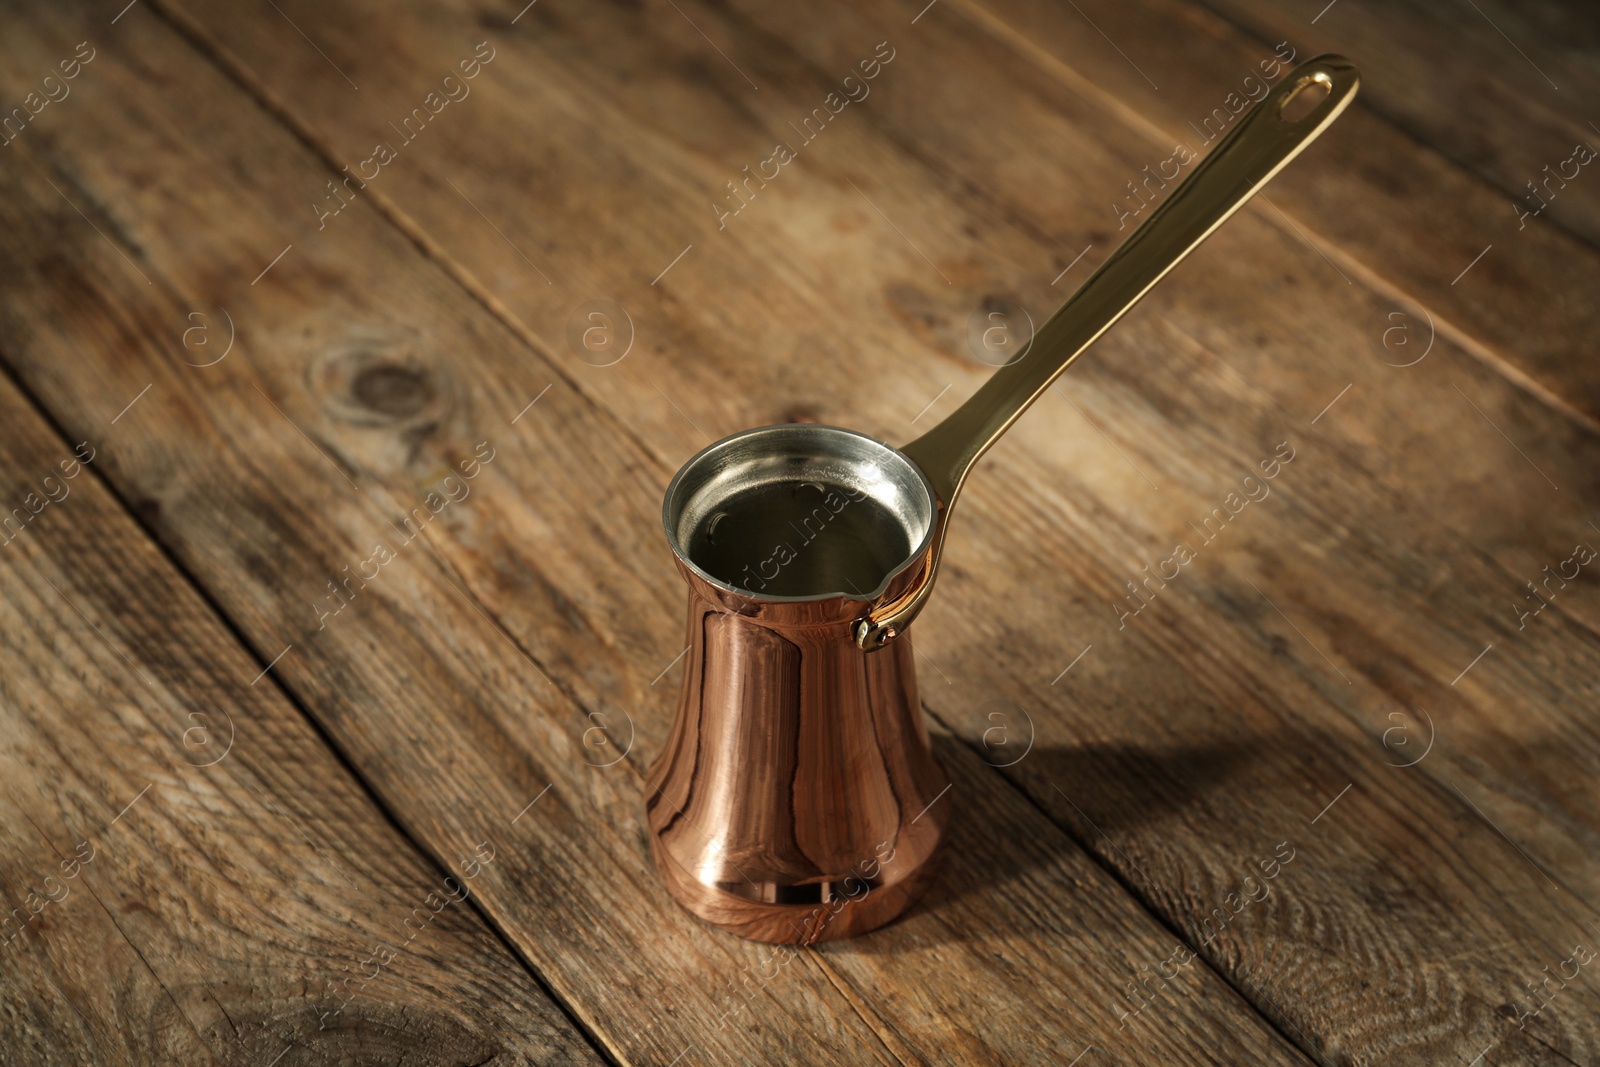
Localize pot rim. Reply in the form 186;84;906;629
660;423;938;606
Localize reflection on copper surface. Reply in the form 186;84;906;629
646;557;949;943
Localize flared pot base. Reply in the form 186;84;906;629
647;823;947;944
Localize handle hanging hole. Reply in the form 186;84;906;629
1278;73;1332;122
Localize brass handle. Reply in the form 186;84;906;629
856;55;1360;650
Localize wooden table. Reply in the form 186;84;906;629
2;0;1596;1063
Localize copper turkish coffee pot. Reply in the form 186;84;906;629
647;56;1359;943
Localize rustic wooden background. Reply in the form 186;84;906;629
1;0;1596;1064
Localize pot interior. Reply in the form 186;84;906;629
663;424;936;601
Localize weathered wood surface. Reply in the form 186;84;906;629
149;0;1600;1061
1;0;1596;1064
951;0;1600;430
0;370;605;1062
0;3;1319;1065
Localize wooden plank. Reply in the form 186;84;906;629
645;4;1600;1060
126;0;1600;1063
0;379;604;1061
632;4;1600;1061
727;0;1600;872
925;0;1600;427
155;0;1600;890
0;4;1316;1065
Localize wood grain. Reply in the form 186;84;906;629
159;0;1600;876
2;0;1598;1064
0;371;604;1063
0;3;1317;1064
1198;0;1600;247
128;0;1600;1062
948;0;1600;429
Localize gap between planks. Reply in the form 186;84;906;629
25;16;925;1054
0;355;626;1067
29;22;1307;1057
142;0;670;492
59;7;943;1061
103;4;1598;1062
938;0;1600;443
